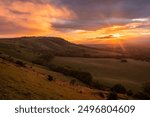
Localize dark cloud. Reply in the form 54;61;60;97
51;0;150;30
52;18;131;31
57;0;150;19
88;35;122;40
95;35;115;40
9;9;30;15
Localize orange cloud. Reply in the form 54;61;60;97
64;20;150;44
0;1;75;37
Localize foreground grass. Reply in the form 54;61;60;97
0;58;104;100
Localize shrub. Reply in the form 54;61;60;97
49;65;93;86
134;82;150;99
32;53;54;65
99;92;105;98
107;91;118;100
111;84;126;94
134;92;150;100
121;59;128;63
143;82;150;95
39;53;54;62
15;60;26;67
127;90;133;96
48;75;53;81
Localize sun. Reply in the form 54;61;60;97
111;33;124;38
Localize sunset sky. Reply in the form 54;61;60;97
0;0;150;44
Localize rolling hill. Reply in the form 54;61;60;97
0;37;121;62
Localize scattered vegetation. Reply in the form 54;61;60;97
111;84;126;94
121;59;128;63
134;82;150;99
0;54;26;67
99;92;105;98
49;65;93;86
107;91;118;100
127;90;133;96
15;60;26;67
48;75;54;81
32;53;54;65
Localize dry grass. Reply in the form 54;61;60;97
0;58;105;100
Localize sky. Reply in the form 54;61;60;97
0;0;150;44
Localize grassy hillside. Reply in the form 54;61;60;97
0;58;106;100
0;37;121;62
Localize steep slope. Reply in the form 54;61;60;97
0;58;104;100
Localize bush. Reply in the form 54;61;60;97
107;91;118;100
121;59;128;63
134;92;150;100
134;82;150;99
48;75;53;81
39;53;54;62
32;53;54;65
99;92;105;98
143;82;150;95
111;84;126;94
127;90;133;96
15;60;26;67
49;65;93;86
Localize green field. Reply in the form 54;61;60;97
52;57;150;92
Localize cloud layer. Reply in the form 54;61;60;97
0;0;150;43
0;0;74;37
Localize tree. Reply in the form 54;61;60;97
127;90;133;96
32;53;54;66
48;75;53;81
107;91;118;100
121;59;128;63
111;84;126;94
133;82;150;99
39;53;54;63
15;60;26;67
143;82;150;95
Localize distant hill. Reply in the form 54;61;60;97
0;37;121;62
86;43;150;62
